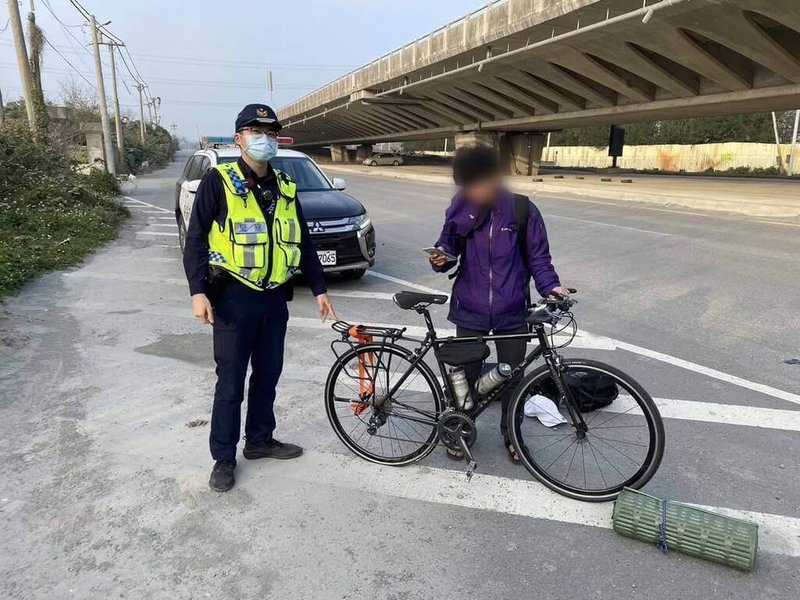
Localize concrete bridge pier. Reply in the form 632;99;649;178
330;144;348;163
355;144;373;163
454;132;498;150
507;133;546;176
455;131;545;176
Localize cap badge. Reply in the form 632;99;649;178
256;108;269;117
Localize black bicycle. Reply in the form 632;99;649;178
325;290;664;502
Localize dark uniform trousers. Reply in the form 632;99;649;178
456;324;528;446
209;279;289;462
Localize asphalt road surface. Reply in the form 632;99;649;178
1;152;799;599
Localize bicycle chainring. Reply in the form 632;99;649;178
437;410;477;450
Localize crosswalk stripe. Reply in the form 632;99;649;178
265;450;800;558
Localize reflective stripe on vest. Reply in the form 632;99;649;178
207;162;302;290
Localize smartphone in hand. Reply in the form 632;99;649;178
422;247;457;261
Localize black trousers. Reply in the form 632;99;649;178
456;324;528;446
209;280;289;462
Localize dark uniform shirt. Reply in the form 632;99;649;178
183;158;327;297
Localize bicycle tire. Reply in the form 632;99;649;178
508;358;664;502
325;343;444;466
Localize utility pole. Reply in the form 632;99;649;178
135;83;146;142
789;109;799;177
7;0;36;132
105;42;125;159
268;69;273;104
90;15;116;175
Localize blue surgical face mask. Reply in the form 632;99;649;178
244;134;278;163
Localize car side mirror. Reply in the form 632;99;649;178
187;179;200;194
332;177;346;191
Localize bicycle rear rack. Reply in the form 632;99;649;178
331;320;406;341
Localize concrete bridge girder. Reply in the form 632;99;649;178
624;26;752;92
492;70;584;112
681;10;800;84
280;0;800;147
547;47;655;104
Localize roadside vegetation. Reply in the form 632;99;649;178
0;117;128;298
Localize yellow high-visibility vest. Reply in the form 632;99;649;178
208;162;301;290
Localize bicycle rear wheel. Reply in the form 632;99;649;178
325;343;444;466
508;359;664;502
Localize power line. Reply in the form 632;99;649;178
40;0;94;73
41;34;96;89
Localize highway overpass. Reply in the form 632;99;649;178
278;0;800;173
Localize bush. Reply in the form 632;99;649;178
0;119;129;297
122;122;177;174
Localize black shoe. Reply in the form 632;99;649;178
243;438;303;460
209;460;236;492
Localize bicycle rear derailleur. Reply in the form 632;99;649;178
438;410;478;482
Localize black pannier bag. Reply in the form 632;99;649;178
538;371;619;412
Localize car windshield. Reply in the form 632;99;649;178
270;157;332;192
215;155;332;191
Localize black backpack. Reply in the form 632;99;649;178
537;371;619;413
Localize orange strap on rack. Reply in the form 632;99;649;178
348;326;374;416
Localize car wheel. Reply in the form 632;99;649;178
177;215;187;254
341;268;367;280
370;160;377;166
393;160;399;166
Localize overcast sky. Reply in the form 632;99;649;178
0;0;477;138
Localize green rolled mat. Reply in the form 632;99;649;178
612;488;758;571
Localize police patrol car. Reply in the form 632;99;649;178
175;138;376;279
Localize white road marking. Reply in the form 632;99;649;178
548;214;673;237
266;450;800;558
366;270;450;295
147;223;177;228
136;231;179;237
287;316;613;350
754;220;800;228
611;340;800;406
365;271;800;406
124;196;171;213
609;396;800;432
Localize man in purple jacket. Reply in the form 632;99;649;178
430;145;570;463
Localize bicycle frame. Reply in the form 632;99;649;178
345;306;586;432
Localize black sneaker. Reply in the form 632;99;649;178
243;438;303;460
209;460;236;492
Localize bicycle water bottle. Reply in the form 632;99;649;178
476;363;512;396
449;367;473;411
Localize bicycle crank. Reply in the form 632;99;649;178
437;411;478;481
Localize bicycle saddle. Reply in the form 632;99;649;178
393;291;449;310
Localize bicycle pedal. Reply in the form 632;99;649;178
465;460;477;482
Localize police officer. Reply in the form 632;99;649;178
183;103;336;492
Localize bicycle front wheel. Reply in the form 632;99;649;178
508;359;664;502
325;343;444;466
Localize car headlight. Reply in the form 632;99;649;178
348;213;372;231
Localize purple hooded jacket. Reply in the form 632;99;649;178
432;188;561;332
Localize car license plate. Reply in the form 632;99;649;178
317;250;337;266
